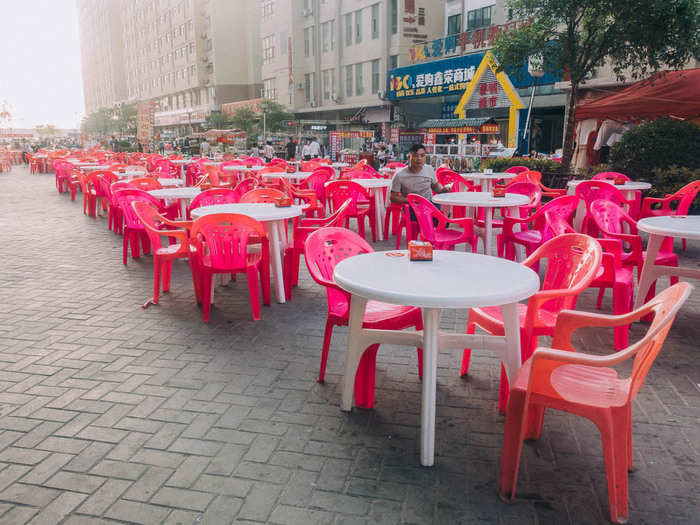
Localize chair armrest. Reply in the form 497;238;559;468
596;238;623;266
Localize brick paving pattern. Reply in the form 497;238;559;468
0;165;698;524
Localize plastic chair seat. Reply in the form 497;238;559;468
329;298;420;325
434;227;473;246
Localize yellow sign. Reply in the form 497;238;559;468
454;51;524;148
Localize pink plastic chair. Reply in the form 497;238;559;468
498;195;578;260
504;166;529;174
462;233;602;412
326;180;377;242
189;213;271;322
641;180;700;251
301;169;333;209
593;172;641;218
304;227;423;399
385;161;406;169
189;188;238;215
589;199;679;302
113;188;164;265
575;180;633;235
479;182;542;245
407;194;477;251
232;178;258;201
499;282;692;524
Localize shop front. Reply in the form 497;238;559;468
387;50;564;160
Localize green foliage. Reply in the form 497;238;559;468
262;100;294;132
483;156;563;174
609;118;700;181
81;103;137;136
205;111;233;130
648;166;700;207
35;124;58;136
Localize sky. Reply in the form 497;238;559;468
0;0;84;130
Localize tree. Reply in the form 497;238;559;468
35;124;58;136
205;111;232;130
492;0;699;171
80;103;137;136
262;100;294;133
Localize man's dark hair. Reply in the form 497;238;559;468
409;143;425;153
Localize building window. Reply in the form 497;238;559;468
371;4;379;39
447;13;462;35
322;69;335;101
345;13;352;46
322;22;330;53
467;6;492;30
390;54;398;69
355;63;363;95
263;78;277;100
261;0;273;18
305;72;313;102
371;59;380;94
391;0;398;34
263;35;275;64
345;65;353;96
304;27;311;57
355;10;362;44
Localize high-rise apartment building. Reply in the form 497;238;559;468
260;0;444;125
77;0;127;115
77;0;262;135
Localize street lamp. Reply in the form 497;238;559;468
521;55;545;155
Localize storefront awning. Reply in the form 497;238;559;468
418;118;499;134
575;69;700;121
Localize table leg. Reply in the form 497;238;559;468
570;187;586;232
373;189;385;241
484;208;493;256
269;220;287;303
420;307;439;467
634;233;663;309
341;295;368;411
499;302;522;389
179;199;188;220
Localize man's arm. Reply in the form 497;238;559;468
390;191;408;204
431;181;453;194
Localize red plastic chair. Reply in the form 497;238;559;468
239;188;287;204
75;171;98;217
547;211;634;350
113;188;164;265
504;166;529;174
407;194;477;251
301;169;333;209
477;182;542;244
593;172;641;217
589;199;679;301
641;180;700;250
326;180;377;242
461;233;602;412
283;198;353;299
574;180;632;234
499;282;692;524
505;170;565;198
189;188;237;212
128;177;162;191
189;213;271;322
385;161;406;169
498;195;578;261
231;178;258;201
303;227;423;393
131;201;194;308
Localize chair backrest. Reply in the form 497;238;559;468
189;188;238;211
528;194;579;238
190;213;267;269
592;171;629;182
514;170;542;184
232;178;258;201
436;168;478;192
131;200;172;251
575;179;627;209
589;199;636;236
113;188;163;229
675;180;700;214
544;209;576;236
301;161;321;172
259;166;285;176
128;177;162;191
239;188;287;203
504;166;529;174
386;162;406;169
303;169;332;201
524;233;602;314
406;194;448;243
304;227;374;308
203;166;223;186
325;180;370;214
506;182;542;216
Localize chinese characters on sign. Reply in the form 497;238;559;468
408;18;533;64
137;101;155;145
389;65;477;99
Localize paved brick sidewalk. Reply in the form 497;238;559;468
0;165;697;524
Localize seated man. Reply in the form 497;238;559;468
390;143;452;218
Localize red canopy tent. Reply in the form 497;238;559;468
575;69;700;121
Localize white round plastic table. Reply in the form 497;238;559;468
326;178;392;241
634;215;700;308
222;165;265;172
334;250;539;466
258;171;314;183
433;192;529;256
114;170;149;178
461;172;517;191
157;178;183;187
190;203;303;304
149;187;201;219
566;179;651;230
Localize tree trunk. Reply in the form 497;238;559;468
561;84;578;173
